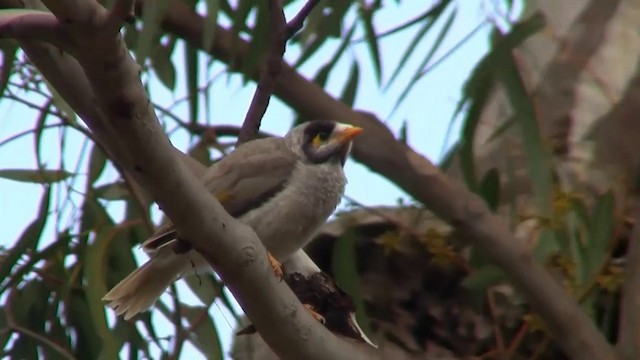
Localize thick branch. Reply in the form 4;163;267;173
0;10;66;45
3;1;377;359
153;2;617;359
236;0;286;146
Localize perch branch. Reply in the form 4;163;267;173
1;0;378;358
236;0;286;146
152;2;618;359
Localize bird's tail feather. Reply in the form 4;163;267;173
102;256;184;320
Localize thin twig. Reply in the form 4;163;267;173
236;0;287;145
285;0;321;39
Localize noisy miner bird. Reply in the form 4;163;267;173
102;120;363;320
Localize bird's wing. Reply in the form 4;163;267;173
142;137;297;252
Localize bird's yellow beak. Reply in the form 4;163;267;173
335;126;364;144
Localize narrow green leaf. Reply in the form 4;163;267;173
462;266;507;290
332;231;373;339
399;120;408;143
294;34;328;69
33;100;50;172
385;1;450;89
85;228;120;360
67;293;102;359
229;0;253;71
0;234;68;293
340;61;359;107
356;0;452;42
137;0;170;66
478;168;501;211
359;8;382;85
493;13;550;215
459;78;493;191
185;43;199;124
43;79;76;124
0;39;17;97
0;187;50;283
151;42;177;91
240;2;269;83
584;192;615;278
88;144;107;185
203;0;220;50
0;168;72;184
183;306;223;359
391;8;456;115
94;182;130;201
184;274;222;306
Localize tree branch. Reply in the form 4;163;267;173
152;2;618;359
2;0;378;358
236;0;286;146
285;0;320;39
0;10;67;46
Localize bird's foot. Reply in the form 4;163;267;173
267;251;284;280
303;304;326;324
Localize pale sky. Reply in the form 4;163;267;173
0;1;521;358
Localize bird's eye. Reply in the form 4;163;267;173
312;130;331;147
317;130;331;141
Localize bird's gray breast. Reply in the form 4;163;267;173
239;161;346;260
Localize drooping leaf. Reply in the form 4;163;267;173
203;0;220;50
385;0;451;89
340;60;360;107
332;231;373;338
183;305;224;359
583;192;615;279
88;143;107;186
85;227;120;360
0;168;72;184
359;7;382;85
240;1;269;83
0;39;17;97
137;0;170;66
0;187;50;284
67;293;102;359
94;182;130;201
184;274;222;306
185;42;200;124
151;41;177;91
391;7;456;115
43;78;77;124
478;168;501;211
0;233;68;293
493;13;550;216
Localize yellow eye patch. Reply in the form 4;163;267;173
312;134;323;147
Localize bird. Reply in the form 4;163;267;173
102;120;363;320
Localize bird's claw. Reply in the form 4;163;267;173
303;304;326;324
267;252;284;280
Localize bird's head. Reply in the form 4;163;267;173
286;120;363;166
